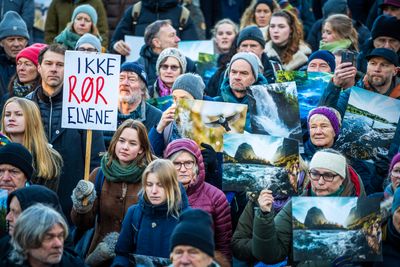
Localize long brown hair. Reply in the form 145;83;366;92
267;10;304;64
107;119;154;167
323;14;359;51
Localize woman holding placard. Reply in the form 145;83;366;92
70;119;155;266
1;97;63;192
55;4;103;51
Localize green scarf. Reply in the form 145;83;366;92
100;153;145;183
310;185;344;197
319;39;352;53
54;27;81;50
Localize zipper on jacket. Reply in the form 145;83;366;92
48;96;53;140
122;183;127;199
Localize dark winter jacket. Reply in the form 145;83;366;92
71;167;142;256
103;101;161;148
164;139;232;260
135;44;196;87
0;51;16;99
112;185;190;266
26;86;105;224
44;0;109;47
372;217;400;267
110;0;198;53
102;0;138;40
307;19;370;52
0;0;34;36
252;167;365;266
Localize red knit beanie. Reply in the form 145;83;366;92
16;43;48;67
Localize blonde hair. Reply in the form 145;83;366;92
1;97;63;180
324;14;358;51
142;159;182;217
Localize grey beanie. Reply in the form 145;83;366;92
0;11;29;40
156;48;187;75
322;0;348;18
72;4;98;25
228;52;260;79
75;33;102;52
172;73;205;100
237;25;265;48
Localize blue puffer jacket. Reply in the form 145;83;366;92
112;184;190;266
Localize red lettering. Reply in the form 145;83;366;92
81;77;94;103
95;76;107;104
68;75;80;103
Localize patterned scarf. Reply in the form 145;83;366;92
157;77;172;97
12;79;35;97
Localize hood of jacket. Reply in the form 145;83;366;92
139;44;159;61
142;0;179;12
164;138;206;196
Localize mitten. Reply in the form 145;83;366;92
71;180;96;213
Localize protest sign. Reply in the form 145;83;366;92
125;35;145;62
62;51;120;131
178;40;214;61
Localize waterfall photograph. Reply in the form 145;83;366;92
175;99;247;152
222;133;299;195
335;87;400;160
292;197;382;262
248;82;302;145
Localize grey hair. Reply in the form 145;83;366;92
9;203;68;264
144;19;172;47
169;150;199;176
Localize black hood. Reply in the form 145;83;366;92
142;0;179;12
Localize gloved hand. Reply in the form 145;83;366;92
71;180;96;214
201;143;217;172
85;232;119;266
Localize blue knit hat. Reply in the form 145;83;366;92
308;50;336;72
75;33;102;52
71;4;98;25
0;11;29;40
120;62;148;86
392;187;400;214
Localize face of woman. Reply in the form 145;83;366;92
393;207;400;233
73;13;93;35
145;172;167;205
159;57;182;88
310;167;344;196
5;196;21;236
322;22;339;43
4;102;25;136
115;128;143;166
255;3;272;27
215;23;236;53
17;58;38;84
171;151;196;189
309;115;336;148
390;162;400;191
269;16;291;46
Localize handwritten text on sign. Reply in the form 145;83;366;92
62;51;121;131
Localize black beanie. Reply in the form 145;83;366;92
170;209;215;257
237;25;266;48
0;143;33;180
371;15;400;42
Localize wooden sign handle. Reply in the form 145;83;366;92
82;129;92;206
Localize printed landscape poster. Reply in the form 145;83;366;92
175;99;247;152
248;82;302;145
292;197;382;262
222;133;299;196
0;189;7;235
178;40;214;61
335;87;400;160
196;53;218;86
276;71;333;123
147;95;173;112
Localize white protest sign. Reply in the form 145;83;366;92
62;51;121;131
178;40;214;61
125;35;145;62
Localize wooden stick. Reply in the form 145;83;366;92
82;129;92;206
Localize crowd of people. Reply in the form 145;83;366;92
0;0;400;266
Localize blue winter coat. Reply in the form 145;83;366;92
112;185;190;267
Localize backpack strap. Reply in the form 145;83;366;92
131;206;144;247
131;1;142;35
94;168;105;222
178;6;190;35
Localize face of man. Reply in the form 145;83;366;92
373;36;400;52
38;51;65;94
5;196;21;236
171;245;213;267
307;59;332;73
382;5;400;19
119;71;143;105
238;40;264;58
366;57;397;92
0;164;27;193
229;59;256;98
0;36;28;59
27;224;65;266
153;24;181;52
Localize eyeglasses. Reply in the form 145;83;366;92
173;161;194;170
77;47;98;52
160;64;180;71
308;169;339;182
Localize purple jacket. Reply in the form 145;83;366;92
164;138;232;260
